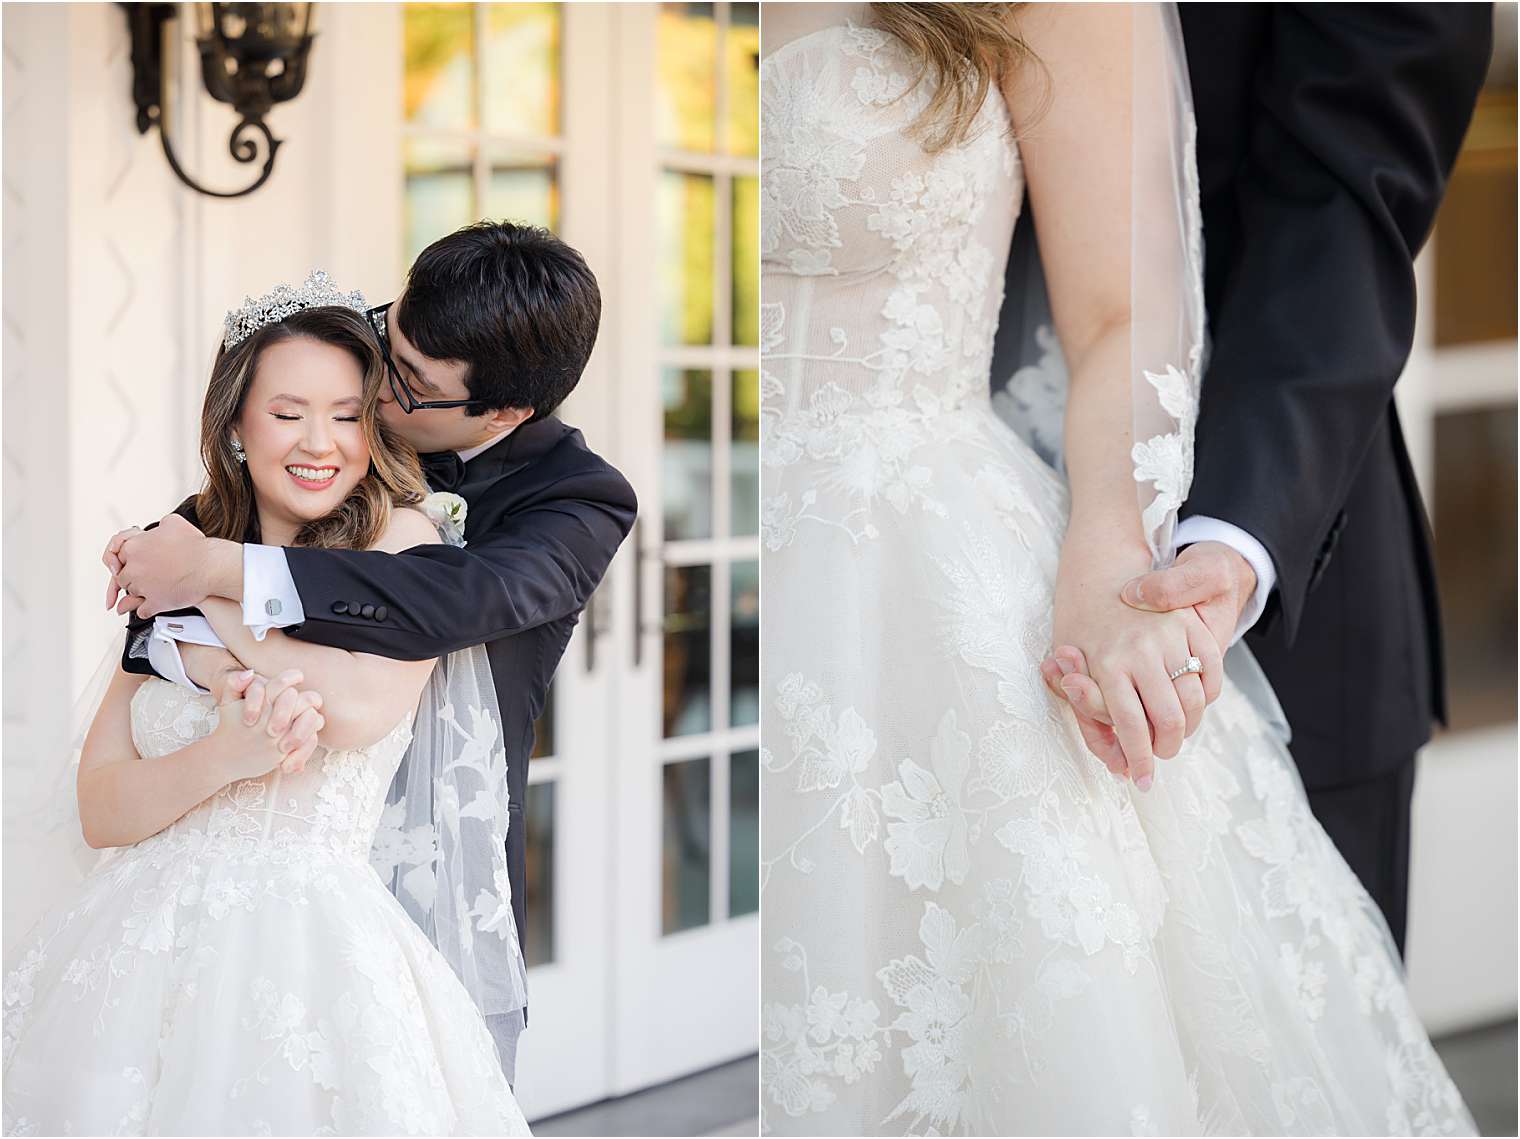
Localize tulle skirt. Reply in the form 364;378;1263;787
3;834;530;1136
759;399;1474;1136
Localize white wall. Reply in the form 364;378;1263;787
2;2;401;949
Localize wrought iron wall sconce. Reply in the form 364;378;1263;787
122;3;316;200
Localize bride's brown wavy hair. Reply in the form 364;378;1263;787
867;2;1045;153
196;306;429;550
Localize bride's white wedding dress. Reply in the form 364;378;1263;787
2;677;530;1136
759;24;1473;1137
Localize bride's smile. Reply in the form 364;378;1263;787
285;463;340;487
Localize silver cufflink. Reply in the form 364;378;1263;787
266;599;282;616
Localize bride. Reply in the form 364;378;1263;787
2;280;530;1135
759;3;1473;1134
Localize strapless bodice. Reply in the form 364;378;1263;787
761;22;1023;417
122;677;413;869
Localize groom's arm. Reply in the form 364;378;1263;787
1180;2;1491;644
118;496;207;680
274;463;636;659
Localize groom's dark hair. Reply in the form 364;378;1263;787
398;221;601;421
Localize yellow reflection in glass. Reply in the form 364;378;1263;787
656;3;717;153
732;177;759;346
725;3;758;156
659;172;716;345
483;4;561;137
404;4;475;129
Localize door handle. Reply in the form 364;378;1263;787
632;517;646;668
583;576;609;674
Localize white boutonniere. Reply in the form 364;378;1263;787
421;491;468;546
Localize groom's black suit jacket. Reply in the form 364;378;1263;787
123;416;638;989
1177;4;1491;790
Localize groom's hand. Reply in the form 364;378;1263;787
106;513;223;618
1118;541;1255;664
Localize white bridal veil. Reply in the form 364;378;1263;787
371;636;532;1064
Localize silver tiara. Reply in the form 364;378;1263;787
222;269;369;349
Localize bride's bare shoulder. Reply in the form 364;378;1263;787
761;2;867;61
370;505;440;554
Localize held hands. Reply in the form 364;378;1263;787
1045;539;1234;790
103;514;216;618
1121;541;1257;655
212;668;326;778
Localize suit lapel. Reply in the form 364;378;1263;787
458;417;573;531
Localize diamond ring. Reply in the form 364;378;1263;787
1168;656;1203;683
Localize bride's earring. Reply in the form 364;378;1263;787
231;437;246;463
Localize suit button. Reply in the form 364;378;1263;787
374;605;389;622
349;601;363;615
360;603;377;620
332;601;349;615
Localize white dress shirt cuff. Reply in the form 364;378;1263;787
1173;515;1278;645
242;545;306;640
147;614;228;695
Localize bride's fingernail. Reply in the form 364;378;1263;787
1056;658;1075;676
1136;774;1153;792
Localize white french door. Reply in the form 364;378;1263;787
607;1;761;1096
381;1;759;1119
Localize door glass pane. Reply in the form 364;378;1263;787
664;564;713;737
725;3;760;156
729;748;759;917
1433;87;1516;346
732;177;759;347
656;3;717;153
404;4;476;129
731;368;759;535
531;683;554;760
662;757;711;933
524;780;556;966
730;558;758;727
658;172;716;346
485;150;559;232
482;3;561;137
663;369;713;541
405;137;475;264
1433;405;1517;731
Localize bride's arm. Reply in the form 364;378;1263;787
178;642;246;689
191;507;440;751
76;667;295;848
1002;4;1214;790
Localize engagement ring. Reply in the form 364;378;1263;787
1168;656;1204;682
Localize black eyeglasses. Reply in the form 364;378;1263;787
364;302;484;413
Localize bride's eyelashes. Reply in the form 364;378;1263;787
269;413;362;423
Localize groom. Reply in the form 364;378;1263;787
1048;5;1492;956
104;220;637;1080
